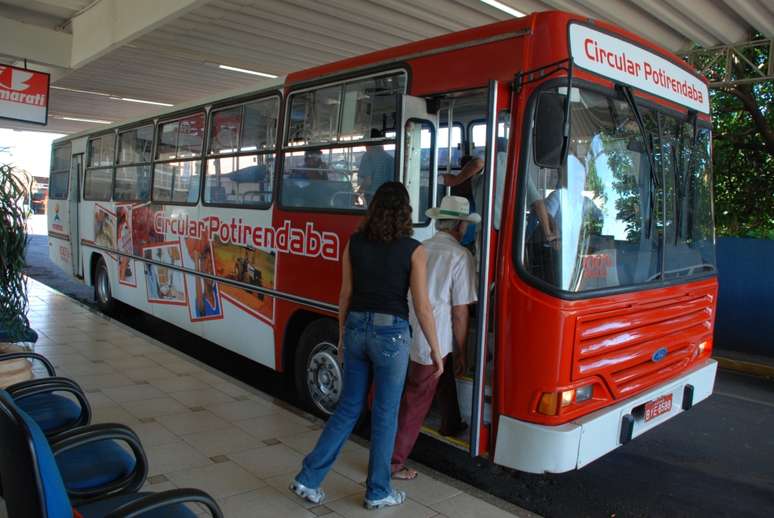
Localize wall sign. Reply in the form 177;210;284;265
0;64;50;125
569;24;710;114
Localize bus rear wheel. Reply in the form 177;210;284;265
94;256;117;314
294;319;342;417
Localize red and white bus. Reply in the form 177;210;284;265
47;10;717;473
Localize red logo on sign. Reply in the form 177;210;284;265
0;66;48;107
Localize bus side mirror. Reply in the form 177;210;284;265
533;92;566;169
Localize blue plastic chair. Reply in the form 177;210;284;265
1;352;92;435
1;355;144;503
0;390;223;517
48;421;148;504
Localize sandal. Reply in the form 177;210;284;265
392;467;418;480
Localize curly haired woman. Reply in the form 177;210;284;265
291;182;444;510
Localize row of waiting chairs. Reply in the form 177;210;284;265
0;351;223;518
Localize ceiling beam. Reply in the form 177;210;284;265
635;0;719;49
574;0;687;52
21;0;91;12
0;15;72;68
667;0;748;45
69;0;209;69
723;0;774;39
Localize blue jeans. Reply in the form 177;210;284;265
295;311;410;500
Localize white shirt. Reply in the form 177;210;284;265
409;232;478;365
544;154;587;289
471;151;507;230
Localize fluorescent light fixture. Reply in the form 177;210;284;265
109;96;174;107
53;115;112;124
218;64;277;78
480;0;525;17
51;86;111;97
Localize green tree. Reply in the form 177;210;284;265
697;39;774;239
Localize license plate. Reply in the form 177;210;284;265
644;394;673;421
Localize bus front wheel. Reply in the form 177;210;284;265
94;256;117;314
294;319;341;417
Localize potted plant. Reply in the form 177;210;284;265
0;162;37;344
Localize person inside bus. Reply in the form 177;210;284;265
291;182;444;510
449;155;480;252
285;149;332;207
390;195;479;481
526;140;602;286
293;149;330;181
440;137;508;231
525;173;558;247
357;129;395;202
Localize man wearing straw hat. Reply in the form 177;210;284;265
391;195;479;480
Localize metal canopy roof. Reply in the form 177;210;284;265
1;0;772;135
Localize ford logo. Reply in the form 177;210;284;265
652;347;669;362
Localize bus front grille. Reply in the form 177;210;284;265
573;290;715;399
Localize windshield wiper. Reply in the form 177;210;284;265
676;111;700;243
617;84;659;239
618;85;658;187
672;125;683;245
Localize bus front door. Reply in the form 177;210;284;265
470;80;507;458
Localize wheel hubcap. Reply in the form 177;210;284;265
97;267;110;304
306;341;342;415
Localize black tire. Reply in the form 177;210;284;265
294;318;342;418
93;256;117;314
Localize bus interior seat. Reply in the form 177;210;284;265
209;186;227;202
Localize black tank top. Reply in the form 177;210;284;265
348;232;421;320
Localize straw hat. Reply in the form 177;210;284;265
425;195;481;224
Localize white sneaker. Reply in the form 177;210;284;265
364;489;406;509
290;480;326;504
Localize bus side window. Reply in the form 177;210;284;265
153;113;205;205
84;168;113;201
115;124;153;202
280;73;405;212
84;133;115;201
49;144;71;200
204;97;278;207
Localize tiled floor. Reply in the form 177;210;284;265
1;279;532;517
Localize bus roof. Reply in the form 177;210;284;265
53;77;285;145
55;10;707;145
285;10;705;87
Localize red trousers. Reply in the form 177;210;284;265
391;354;462;472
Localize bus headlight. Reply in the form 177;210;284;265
538;389;575;415
537;382;599;415
575;384;593;402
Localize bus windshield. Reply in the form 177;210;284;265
520;86;715;293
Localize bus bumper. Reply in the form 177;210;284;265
493;358;717;474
